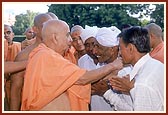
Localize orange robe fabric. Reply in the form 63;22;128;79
4;39;21;109
21;43;91;111
5;41;21;61
4;39;8;61
150;42;164;63
64;46;77;64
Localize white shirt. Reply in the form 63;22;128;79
78;54;97;71
104;53;164;111
91;65;133;111
78;54;113;110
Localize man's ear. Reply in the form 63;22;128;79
52;33;58;45
128;43;134;54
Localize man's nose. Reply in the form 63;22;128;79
92;47;97;55
77;39;82;44
88;45;94;52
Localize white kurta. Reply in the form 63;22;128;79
91;65;133;111
104;53;164;111
78;54;113;110
79;54;133;111
78;54;97;71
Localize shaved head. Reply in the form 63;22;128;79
34;13;52;27
4;24;13;32
145;23;162;38
46;12;58;20
33;13;52;39
42;19;69;40
42;19;70;55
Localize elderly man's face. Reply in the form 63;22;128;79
60;31;72;55
25;28;34;40
93;40;117;64
4;26;14;43
84;37;97;59
71;31;85;51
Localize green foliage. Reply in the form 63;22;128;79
12;4;164;36
150;4;164;30
48;4;157;29
12;10;38;35
141;19;150;27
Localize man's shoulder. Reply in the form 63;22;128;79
15;44;38;61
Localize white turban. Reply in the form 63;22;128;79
95;26;121;47
80;26;99;43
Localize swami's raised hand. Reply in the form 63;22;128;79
110;58;123;70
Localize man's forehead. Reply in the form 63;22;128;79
85;37;96;43
4;26;12;31
71;31;80;36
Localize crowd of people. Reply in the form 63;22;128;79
3;12;164;111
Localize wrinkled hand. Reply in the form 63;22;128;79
109;75;135;95
103;70;118;80
91;80;108;96
110;58;123;70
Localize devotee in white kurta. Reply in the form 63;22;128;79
79;26;132;111
90;27;128;111
104;26;164;111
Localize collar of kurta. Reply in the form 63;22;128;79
129;53;150;81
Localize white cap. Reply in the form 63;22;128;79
80;26;99;43
95;26;121;47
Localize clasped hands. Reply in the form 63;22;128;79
91;74;135;96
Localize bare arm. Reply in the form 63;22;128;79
4;61;27;74
75;58;123;85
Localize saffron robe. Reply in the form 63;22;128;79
21;43;91;111
150;42;164;63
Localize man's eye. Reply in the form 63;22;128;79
94;44;99;48
84;44;89;47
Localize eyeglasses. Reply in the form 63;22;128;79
72;37;82;43
4;31;11;35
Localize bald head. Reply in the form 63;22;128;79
24;27;32;33
46;12;58;20
4;24;13;32
145;23;162;38
42;19;70;55
33;13;52;39
34;13;52;27
42;19;69;40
